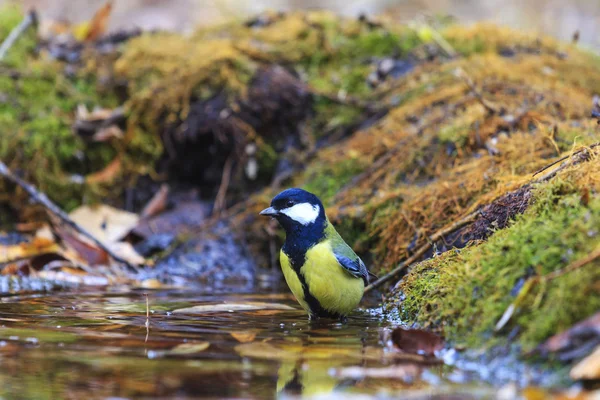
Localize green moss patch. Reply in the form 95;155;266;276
392;168;600;350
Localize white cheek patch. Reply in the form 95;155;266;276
281;203;320;225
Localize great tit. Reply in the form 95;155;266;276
260;188;373;320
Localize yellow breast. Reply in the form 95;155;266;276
279;241;364;317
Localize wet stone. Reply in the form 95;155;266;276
145;223;256;285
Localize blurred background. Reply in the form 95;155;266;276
3;0;600;50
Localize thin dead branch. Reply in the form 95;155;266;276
0;9;37;61
532;142;599;178
0;161;139;272
455;68;500;115
364;209;481;293
495;246;600;331
213;153;235;214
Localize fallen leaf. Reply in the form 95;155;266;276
571;345;600;381
537;312;600;361
231;331;258;343
0;237;60;263
92;125;124;142
54;225;109;266
173;302;295;314
139;279;163;289
1;260;33;277
234;342;297;360
108;242;145;265
141;184;170;219
390;328;444;356
29;253;71;270
69;205;139;245
86;157;122;184
168;342;210;355
81;1;113;41
331;364;421;380
250;309;286;316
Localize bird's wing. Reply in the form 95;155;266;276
327;222;372;285
334;253;370;285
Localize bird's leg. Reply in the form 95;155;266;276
339;315;348;324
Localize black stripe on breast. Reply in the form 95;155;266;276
282;244;341;319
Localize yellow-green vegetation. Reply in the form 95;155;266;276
0;8;124;212
235;20;600;350
393;163;600;349
1;8;426;215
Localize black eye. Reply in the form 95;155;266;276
286;200;295;207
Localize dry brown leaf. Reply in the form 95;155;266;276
108;242;145;265
69;205;139;245
234;342;297;361
0;237;60;263
138;279;164;289
86;157;122;184
173;302;295;314
92;125;124;142
168;342;210;355
250;309;287;316
84;1;113;41
391;328;445;356
571;345;600;381
538;312;600;361
1;260;33;277
54;225;109;266
331;364;421;380
230;331;258;343
141;184;170;219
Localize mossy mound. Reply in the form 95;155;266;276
391;163;600;350
234;22;600;350
0;8;425;217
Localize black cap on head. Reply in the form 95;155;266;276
259;188;325;232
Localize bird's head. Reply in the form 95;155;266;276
259;188;326;234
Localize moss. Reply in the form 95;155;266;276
394;169;600;350
0;59;121;211
301;157;368;206
0;5;37;68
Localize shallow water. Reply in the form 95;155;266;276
0;286;557;399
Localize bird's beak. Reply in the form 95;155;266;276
259;207;279;217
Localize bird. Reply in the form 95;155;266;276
259;188;374;320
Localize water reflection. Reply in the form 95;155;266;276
0;288;538;398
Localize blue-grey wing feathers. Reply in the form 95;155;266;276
335;254;370;285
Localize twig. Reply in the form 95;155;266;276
213;154;235;214
455;68;500;115
545;247;600;281
0;10;37;61
144;293;150;343
0;160;139;272
495;247;600;331
364;210;481;293
532;142;599;178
